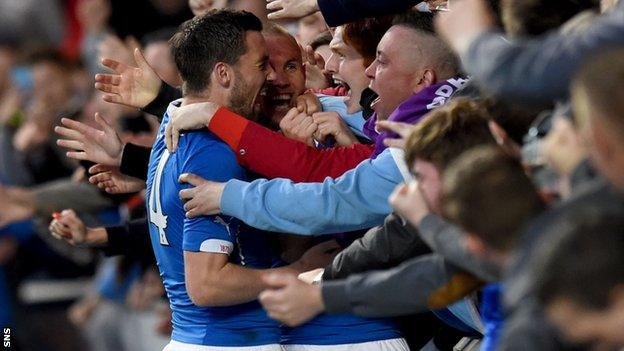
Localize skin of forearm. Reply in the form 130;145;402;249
186;254;304;307
86;227;109;246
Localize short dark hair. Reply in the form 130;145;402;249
170;9;263;95
391;10;435;34
343;16;394;68
309;31;332;51
442;146;544;251
392;10;460;79
404;98;497;172
534;211;624;310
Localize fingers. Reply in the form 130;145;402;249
266;0;282;11
133;48;152;72
65;151;89;161
165;121;178;152
61;117;98;136
88;172;113;186
94;113;114;134
94;73;121;86
382;137;406;150
54;125;84;141
179;187;196;202
376;120;413;137
267;9;286;20
56;139;84;151
94;82;121;95
88;164;112;175
102;94;123;104
101;58;128;73
178;173;206;187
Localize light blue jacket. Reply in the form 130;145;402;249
220;148;412;235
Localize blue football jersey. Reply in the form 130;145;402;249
145;101;280;347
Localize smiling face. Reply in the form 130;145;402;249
324;27;370;114
261;33;306;127
227;31;272;118
365;26;424;120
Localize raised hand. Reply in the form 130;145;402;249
266;0;319;20
434;0;497;55
165;102;222;152
88;164;146;194
303;45;331;90
95;48;162;109
55;113;124;166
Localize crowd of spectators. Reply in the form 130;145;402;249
1;0;624;350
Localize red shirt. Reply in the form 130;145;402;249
208;108;374;183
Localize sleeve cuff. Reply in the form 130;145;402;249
101;225;126;256
220;179;248;218
321;280;353;314
120;143;152;181
207;107;249;151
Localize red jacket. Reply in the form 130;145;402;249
208;108;374;183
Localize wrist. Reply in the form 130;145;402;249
85;227;108;246
114;143;126;167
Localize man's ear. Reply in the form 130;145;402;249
415;69;436;92
213;62;232;88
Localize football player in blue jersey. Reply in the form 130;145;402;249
146;10;322;351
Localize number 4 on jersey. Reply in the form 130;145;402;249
150;150;171;246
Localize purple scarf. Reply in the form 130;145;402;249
363;77;468;158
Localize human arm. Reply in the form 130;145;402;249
180;148;407;235
437;0;624;105
49;211;154;259
55;113;124;167
259;254;483;326
49;209;108;247
266;0;420;26
322;213;432;280
166;103;374;182
184;251;307;307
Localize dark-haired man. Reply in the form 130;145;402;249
145;10;311;351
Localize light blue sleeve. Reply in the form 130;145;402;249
220;148;411;235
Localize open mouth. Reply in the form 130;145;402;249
334;78;351;93
370;96;381;111
270;93;293;110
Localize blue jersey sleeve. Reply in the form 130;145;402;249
178;133;247;254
